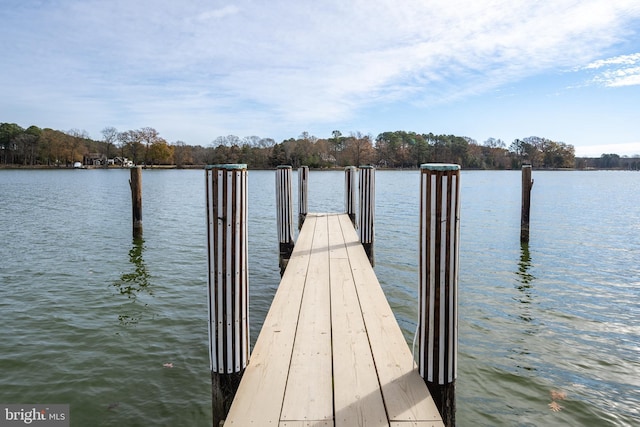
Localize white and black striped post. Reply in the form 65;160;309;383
358;165;375;266
276;165;294;274
205;164;249;426
418;163;460;427
345;166;357;226
298;166;309;230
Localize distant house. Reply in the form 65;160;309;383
113;156;134;167
84;153;107;166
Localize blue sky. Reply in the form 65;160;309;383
1;0;639;157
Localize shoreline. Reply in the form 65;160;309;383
1;164;637;171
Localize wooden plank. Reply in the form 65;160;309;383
337;214;443;424
329;214;388;427
328;213;348;259
224;216;318;425
390;423;444;427
331;257;388;427
281;214;333;421
280;421;333;427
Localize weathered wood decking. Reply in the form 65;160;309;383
224;213;444;426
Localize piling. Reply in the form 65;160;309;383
520;163;534;243
418;163;460;427
129;166;143;238
358;165;375;266
205;164;249;426
345;166;357;226
276;166;295;274
298;166;309;230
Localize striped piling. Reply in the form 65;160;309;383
418;164;460;427
358;165;375;266
520;163;534;243
129;166;143;239
276;166;294;274
345;166;357;226
205;164;249;426
298;166;309;230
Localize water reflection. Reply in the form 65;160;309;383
113;237;152;326
515;242;535;323
509;242;538;371
516;243;535;287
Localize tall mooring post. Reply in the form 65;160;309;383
129;166;143;239
520;163;534;243
298;166;309;230
205;164;249;427
418;164;460;427
276;166;294;274
358;165;375;266
345;166;357;226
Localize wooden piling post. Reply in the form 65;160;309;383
129;166;143;238
358;165;375;266
205;164;249;426
298;166;309;230
345;166;357;226
418;163;460;427
276;166;294;274
520;163;534;243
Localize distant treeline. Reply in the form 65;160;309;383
1;122;638;170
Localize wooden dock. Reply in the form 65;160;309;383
223;213;444;426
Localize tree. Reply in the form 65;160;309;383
173;141;192;167
38;128;68;166
375;132;401;167
483;137;505;149
212;135;241;147
118;130;144;164
411;135;430;166
509;138;534;167
329;130;345;165
343;132;375;166
137;127;164;165
269;143;288;166
15;130;39;165
449;136;470;165
0;122;24;164
291;138;313;167
299;131;318;144
148;139;174;165
24;126;42;166
101;126;118;167
542;141;575;168
67;129;89;164
597;153;620;168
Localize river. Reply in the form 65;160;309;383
0;168;638;426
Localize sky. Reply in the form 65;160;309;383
1;0;640;157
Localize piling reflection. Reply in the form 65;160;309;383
515;242;535;323
510;242;538;371
516;242;535;287
113;237;152;326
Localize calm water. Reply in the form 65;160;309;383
0;169;638;426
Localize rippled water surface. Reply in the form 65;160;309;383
1;168;638;426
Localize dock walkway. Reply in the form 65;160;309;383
224;213;443;426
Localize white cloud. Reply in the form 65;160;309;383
582;53;640;87
584;53;640;69
195;5;240;21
